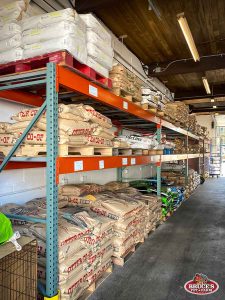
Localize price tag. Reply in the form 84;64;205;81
122;158;128;165
123;101;128;110
131;158;136;165
99;160;104;169
74;160;83;171
89;85;98;97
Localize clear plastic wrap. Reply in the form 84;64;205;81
81;14;111;43
86;31;113;57
87;42;113;70
23;35;87;64
22;20;86;45
21;8;75;30
87;56;109;78
0;33;22;52
0;22;21;40
0;1;26;17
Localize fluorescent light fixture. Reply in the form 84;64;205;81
202;77;211;94
177;13;200;62
211;98;215;102
213;106;217;109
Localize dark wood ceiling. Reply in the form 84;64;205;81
75;0;225;112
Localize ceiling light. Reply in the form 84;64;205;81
202;77;211;94
177;13;200;62
211;98;215;102
213;106;217;109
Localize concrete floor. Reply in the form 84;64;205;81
90;178;225;300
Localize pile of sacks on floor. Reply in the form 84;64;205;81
0;104;114;153
0;2;114;78
1;181;162;298
60;181;159;258
2;198;114;300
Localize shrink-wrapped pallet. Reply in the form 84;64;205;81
21;8;87;64
0;1;31;63
81;13;113;76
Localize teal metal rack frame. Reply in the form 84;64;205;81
0;63;59;298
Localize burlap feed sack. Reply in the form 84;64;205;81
11;105;86;122
0;122;10;133
59;184;105;196
29;218;91;246
104;181;129;191
36;118;96;136
0;133;17;145
68;135;113;147
84;105;112;128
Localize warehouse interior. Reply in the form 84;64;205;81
0;0;224;299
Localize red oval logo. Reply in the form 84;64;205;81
184;274;219;295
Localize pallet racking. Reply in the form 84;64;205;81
0;62;206;299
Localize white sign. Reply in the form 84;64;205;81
99;160;104;169
74;160;83;171
122;158;128;165
89;85;98;97
123;101;128;110
131;158;136;165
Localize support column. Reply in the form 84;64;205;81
156;124;162;197
45;63;59;299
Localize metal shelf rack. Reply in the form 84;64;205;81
0;63;205;299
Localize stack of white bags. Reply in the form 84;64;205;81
0;1;114;79
81;14;113;77
0;0;27;63
21;8;87;64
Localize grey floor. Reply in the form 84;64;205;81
90;178;225;300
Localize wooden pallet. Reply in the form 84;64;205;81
13;144;113;157
0;50;112;89
112;87;142;104
141;103;157;113
79;265;113;300
113;148;149;156
112;245;136;267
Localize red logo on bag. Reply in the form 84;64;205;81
184;273;219;295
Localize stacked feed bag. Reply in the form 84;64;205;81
2;200;114;300
1;104;114;154
81;14;113;77
139;194;162;231
21;8;87;64
64;183;149;258
114;135;158;150
110;64;142;101
0;0;29;64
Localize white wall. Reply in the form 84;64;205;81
195;114;216;139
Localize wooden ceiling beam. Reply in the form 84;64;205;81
174;84;225;100
191;106;225;113
184;98;225;104
148;54;225;76
75;0;116;12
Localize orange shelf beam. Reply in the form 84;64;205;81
1;161;46;170
57;66;160;125
57;155;160;176
0;90;44;107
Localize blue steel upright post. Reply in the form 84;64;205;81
45;63;59;299
156;124;162;197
